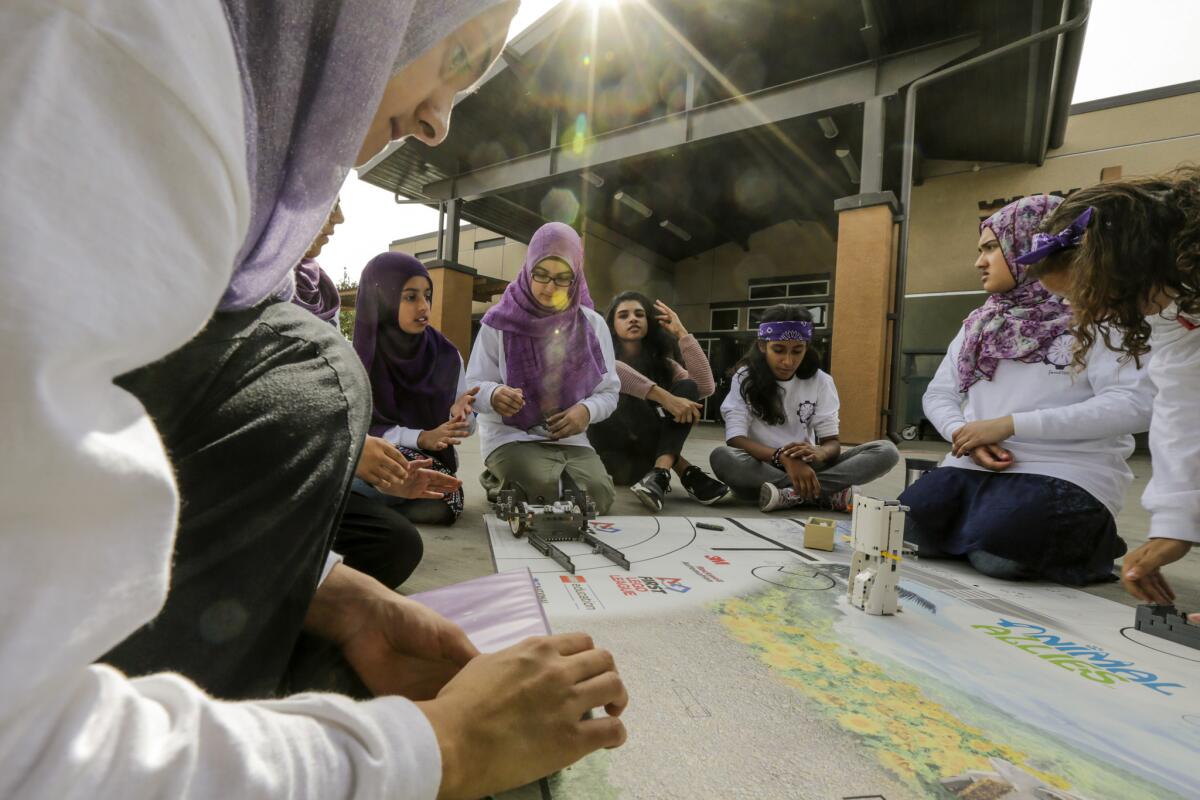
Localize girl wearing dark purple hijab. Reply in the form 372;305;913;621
899;196;1154;585
466;222;620;513
352;252;479;524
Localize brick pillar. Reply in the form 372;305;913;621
829;192;900;444
424;259;478;360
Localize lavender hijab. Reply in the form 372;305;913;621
292;259;341;324
956;195;1073;392
481;222;606;430
216;0;514;311
354;253;462;467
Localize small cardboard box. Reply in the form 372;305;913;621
804;517;837;551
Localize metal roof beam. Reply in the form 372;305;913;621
421;34;980;202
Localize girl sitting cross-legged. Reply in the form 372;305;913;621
588;291;730;512
710;304;899;513
899;194;1154;585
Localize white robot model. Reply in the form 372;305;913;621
847;495;907;615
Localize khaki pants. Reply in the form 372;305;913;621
481;441;616;514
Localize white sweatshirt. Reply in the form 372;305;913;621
720;367;841;449
466;309;621;462
1142;307;1200;543
0;3;439;798
923;328;1154;518
379;356;478;451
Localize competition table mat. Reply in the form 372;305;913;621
486;514;1198;800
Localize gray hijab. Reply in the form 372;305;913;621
217;0;514;312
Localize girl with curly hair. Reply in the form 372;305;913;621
1022;167;1200;605
710;304;899;512
903;195;1154;584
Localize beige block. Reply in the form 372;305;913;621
804;517;838;551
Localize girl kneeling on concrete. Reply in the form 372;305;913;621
467;222;619;513
588;291;730;512
710;304;899;512
899;195;1153;585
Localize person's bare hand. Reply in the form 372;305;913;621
783;457;821;500
1121;538;1194;605
547;403;591;439
781;441;823;464
968;444;1014;471
381;456;462;500
449;386;480;420
952;416;1015;457
658;392;702;424
418;418;472;451
653;300;688;339
492;385;525;416
355;436;410;491
418;633;628;800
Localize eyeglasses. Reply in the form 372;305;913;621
531;268;575;288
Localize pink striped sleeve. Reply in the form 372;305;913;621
676;335;716;398
615;359;655;399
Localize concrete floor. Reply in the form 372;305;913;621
403;423;1200;612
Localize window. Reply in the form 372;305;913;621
748;303;828;330
474;236;505;250
748;278;829;301
710;308;739;331
415;249;437;261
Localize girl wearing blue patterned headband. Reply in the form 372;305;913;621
1031;167;1200;611
710;304;899;512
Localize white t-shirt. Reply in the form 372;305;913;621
923;327;1154;518
720;367;841;449
1142;307;1200;543
0;4;439;798
466;307;621;462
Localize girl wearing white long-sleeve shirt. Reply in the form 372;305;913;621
467;223;620;513
901;196;1153;585
1029;168;1200;612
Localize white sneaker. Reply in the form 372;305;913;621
759;482;803;513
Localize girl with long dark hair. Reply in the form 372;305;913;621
710;304;899;512
901;195;1153;584
1015;168;1200;604
588;291;729;511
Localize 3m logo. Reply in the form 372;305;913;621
706;555;730;566
560;575;587;583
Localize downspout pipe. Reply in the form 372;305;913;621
887;1;1091;440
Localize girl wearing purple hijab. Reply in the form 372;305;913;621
351;252;478;524
899;195;1154;585
4;0;630;797
291;198;345;326
466;222;620;513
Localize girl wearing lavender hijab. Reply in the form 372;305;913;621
291;197;346;326
3;2;630;798
710;305;900;513
467;222;620;513
899;195;1153;585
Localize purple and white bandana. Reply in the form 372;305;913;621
758;320;814;342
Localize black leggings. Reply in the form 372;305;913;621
588;379;700;485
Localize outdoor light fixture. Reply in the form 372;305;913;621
614;190;652;218
818;116;839;139
835;148;860;184
659;219;692;241
582;172;605;188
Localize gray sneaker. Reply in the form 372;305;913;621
759;482;804;513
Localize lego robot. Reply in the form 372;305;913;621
847;495;907;616
1134;604;1200;650
494;488;630;574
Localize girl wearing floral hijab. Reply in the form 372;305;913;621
899;195;1154;585
466;222;620;513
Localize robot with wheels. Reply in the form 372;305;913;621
494;488;631;574
848;495;908;616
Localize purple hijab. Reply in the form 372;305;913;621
956;195;1073;392
354;253;463;465
216;0;514;312
291;259;341;324
481;222;606;430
